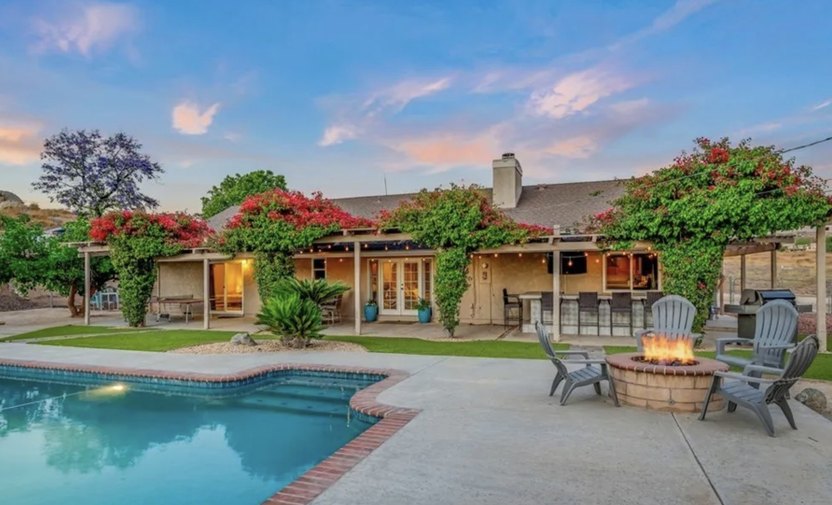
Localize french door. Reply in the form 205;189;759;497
380;259;431;316
210;262;244;314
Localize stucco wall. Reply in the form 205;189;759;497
156;262;202;298
464;253;554;325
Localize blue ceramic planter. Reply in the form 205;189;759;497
364;304;378;322
417;307;431;324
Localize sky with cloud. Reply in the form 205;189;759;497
0;0;830;211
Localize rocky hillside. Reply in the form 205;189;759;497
0;191;76;228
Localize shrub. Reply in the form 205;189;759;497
596;138;830;331
256;294;324;348
275;277;349;305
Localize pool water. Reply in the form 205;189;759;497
0;369;378;505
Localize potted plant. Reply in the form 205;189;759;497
416;298;432;323
364;299;378;322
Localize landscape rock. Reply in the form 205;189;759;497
230;332;257;346
795;388;827;414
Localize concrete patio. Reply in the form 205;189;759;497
0;343;828;504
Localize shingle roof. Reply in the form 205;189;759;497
207;179;626;232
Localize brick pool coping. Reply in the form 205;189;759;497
0;357;419;505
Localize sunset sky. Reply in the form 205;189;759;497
1;0;830;212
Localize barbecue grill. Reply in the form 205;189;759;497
723;289;811;339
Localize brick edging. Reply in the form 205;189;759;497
0;358;419;505
606;352;728;376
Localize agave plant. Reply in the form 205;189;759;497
275;277;349;305
256;294;323;348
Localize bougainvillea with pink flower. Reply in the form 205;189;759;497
219;189;373;300
91;211;213;326
380;184;549;336
595;137;830;331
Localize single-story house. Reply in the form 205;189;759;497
77;153;827;344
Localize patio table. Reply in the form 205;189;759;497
152;296;204;324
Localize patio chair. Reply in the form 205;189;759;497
535;322;619;406
715;300;798;372
320;295;343;325
643;291;664;327
633;295;697;352
699;335;818;437
610;292;633;336
503;288;521;329
577;292;600;336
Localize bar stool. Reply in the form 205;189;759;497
610;292;633;336
577;292;600;335
502;288;521;328
643;290;664;328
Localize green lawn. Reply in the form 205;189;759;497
1;324;145;341
324;336;566;359
603;345;832;382
39;329;244;352
5;325;831;381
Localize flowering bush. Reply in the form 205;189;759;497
597;138;830;331
91;211;213;326
91;211;212;248
381;184;547;336
219;189;372;300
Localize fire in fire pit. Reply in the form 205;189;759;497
638;332;696;366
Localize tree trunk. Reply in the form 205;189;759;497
67;282;82;317
67;282;97;318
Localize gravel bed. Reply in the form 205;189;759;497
170;338;367;354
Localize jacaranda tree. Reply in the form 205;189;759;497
34;129;163;217
382;184;550;336
218;189;372;301
596;138;830;331
91;211;212;326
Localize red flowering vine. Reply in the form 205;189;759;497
91;210;213;248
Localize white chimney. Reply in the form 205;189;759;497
492;152;522;209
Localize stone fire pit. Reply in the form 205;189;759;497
606;353;728;413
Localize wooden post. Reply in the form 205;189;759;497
203;258;210;330
740;254;747;292
770;249;777;289
552;249;561;342
817;226;827;352
354;241;361;335
83;251;91;325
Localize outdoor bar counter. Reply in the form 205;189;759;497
519;292;649;336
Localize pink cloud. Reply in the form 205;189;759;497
393;130;498;171
0;125;42;165
172;101;221;135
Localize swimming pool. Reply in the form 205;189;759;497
0;364;385;505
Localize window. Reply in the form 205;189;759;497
312;258;326;280
604;253;660;291
605;254;631;289
632;253;659;291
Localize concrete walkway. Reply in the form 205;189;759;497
0;344;829;504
